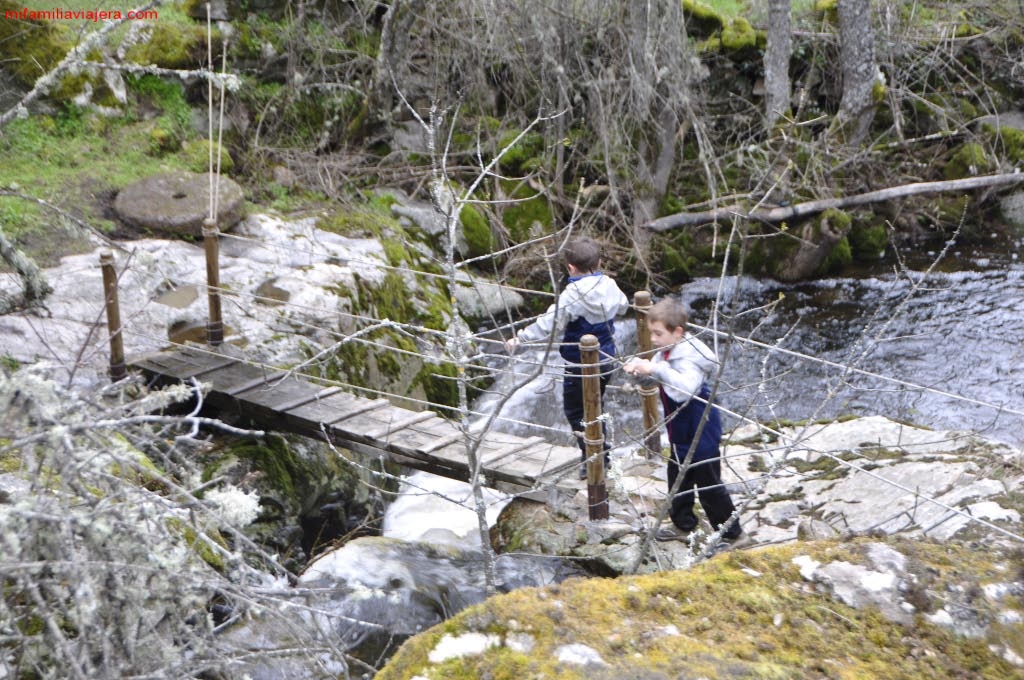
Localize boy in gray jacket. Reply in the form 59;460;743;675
624;297;745;544
506;237;629;477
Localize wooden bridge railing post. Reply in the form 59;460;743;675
99;251;127;382
202;218;224;346
634;291;662;458
580;334;608;520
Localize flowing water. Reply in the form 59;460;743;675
474;249;1024;451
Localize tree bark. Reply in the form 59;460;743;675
773;211;850;282
836;0;877;145
764;0;792;127
645;172;1024;231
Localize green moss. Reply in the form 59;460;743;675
209;435;299;499
719;17;762;52
415;361;459;411
848;221;888;260
661;245;693;279
816;236;852;275
944;142;994;180
872;79;887;104
182;139;235;174
496;130;545;174
318;204;396;238
681;0;725;36
124;21;207;70
164;517;227;572
372;272;415;322
379;539;1020;679
460;205;495;258
0;2;72;87
500;181;553;243
788;455;847;479
813;0;838;21
381;238;410;266
983;124;1024;164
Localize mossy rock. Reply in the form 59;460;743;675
847;220;889;261
500;180;554;243
124;22;208;70
182;139;235;174
460;204;496;259
681;0;725;37
496;130;545;175
944;142;995;180
720;17;765;53
377;538;1022;679
200;433;375;566
0;2;71;88
983;124;1024;164
816;236;852;275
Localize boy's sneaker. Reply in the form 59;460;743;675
654;526;690;542
717;531;754;551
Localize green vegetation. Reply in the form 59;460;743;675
945;142;995;180
377;539;1019;679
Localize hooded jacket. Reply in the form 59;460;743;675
650;332;722;460
516;272;629;363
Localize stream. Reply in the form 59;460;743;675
473;247;1024;451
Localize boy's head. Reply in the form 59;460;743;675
647;298;688;349
563;237;601;274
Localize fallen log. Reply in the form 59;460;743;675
645;171;1024;231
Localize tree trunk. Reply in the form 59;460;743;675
764;0;792;127
836;0;877;146
772;212;850;282
644;172;1024;231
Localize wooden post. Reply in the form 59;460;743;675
634;291;662;457
580;334;608;520
99;251;127;381
202;218;224;346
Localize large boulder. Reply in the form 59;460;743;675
114;171;244;238
377;537;1024;679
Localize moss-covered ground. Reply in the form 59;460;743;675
378;538;1020;679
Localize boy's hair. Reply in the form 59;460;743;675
648;298;688;331
562;237;601;272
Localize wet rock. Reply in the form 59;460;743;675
114;171;244;238
1000;190;1024;230
216;536;586;677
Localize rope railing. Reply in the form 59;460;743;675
92;226;1024;540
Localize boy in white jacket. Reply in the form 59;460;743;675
506;237;629;477
624;297;745;543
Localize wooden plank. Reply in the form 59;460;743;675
285;392;381;424
224;371;290;396
234;378;322;410
366;411;438;440
487;444;580;486
131;351;236;380
272;386;342;412
324;400;391;426
479;436;548;467
325;405;413;445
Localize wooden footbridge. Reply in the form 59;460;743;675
129;346;585;497
100;240;656;517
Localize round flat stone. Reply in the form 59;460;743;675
114;171;244;237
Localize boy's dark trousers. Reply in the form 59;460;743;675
563;362;611;461
666;446;741;539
